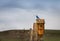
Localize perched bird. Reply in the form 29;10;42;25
36;15;40;19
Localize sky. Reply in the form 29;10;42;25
0;0;60;31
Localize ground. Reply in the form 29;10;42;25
44;35;60;41
0;30;60;41
0;36;60;41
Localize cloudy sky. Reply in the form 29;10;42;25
0;0;60;31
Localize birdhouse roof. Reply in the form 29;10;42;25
36;19;45;23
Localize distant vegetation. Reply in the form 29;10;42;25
45;30;60;33
45;30;60;36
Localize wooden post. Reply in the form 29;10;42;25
33;18;45;41
30;28;33;41
36;19;45;41
33;23;38;41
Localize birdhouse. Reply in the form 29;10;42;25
36;18;45;37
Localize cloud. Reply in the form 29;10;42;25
0;0;60;10
0;0;60;31
0;8;60;31
0;0;53;9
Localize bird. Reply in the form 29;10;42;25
36;15;40;19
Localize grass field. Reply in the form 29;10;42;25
0;30;60;41
44;30;60;41
44;35;60;41
0;36;60;41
